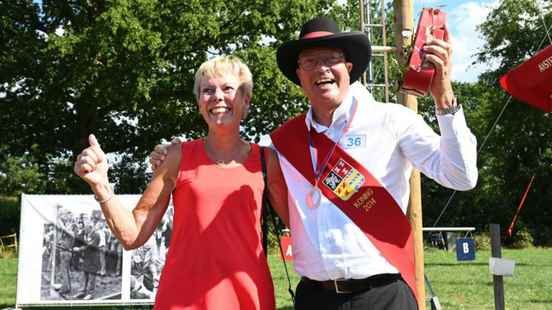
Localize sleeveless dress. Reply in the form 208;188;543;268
154;139;275;310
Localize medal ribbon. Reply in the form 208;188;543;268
307;97;358;189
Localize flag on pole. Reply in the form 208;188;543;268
499;44;552;112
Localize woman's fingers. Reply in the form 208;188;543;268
74;134;108;177
88;134;106;162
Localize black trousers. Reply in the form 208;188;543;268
294;276;418;310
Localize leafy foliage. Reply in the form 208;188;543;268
472;0;552;245
0;0;337;193
1;0;551;247
0;196;19;236
0;149;46;196
422;0;552;245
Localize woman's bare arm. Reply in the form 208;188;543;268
75;135;181;250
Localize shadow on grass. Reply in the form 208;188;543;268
426;262;488;266
277;306;294;310
427;262;531;267
529;299;552;304
433;280;494;286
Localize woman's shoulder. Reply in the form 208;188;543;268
168;139;203;157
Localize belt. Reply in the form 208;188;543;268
301;273;401;294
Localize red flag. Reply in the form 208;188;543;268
499;44;552;112
279;235;293;261
401;8;448;97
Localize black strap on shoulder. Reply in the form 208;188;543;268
259;146;295;303
260;147;270;255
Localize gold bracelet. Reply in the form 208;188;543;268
94;183;114;204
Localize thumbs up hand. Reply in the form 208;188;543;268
74;134;109;187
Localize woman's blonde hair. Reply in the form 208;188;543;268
193;55;253;102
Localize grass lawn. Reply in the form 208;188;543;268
2;248;551;309
423;247;552;310
0;254;17;309
268;247;552;310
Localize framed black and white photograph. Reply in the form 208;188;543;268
40;206;123;301
17;194;173;307
130;207;173;300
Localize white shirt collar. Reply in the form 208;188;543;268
305;88;354;133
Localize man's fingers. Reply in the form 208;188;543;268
149;158;161;170
150;151;166;161
423;45;448;64
424;54;447;74
425;25;433;41
170;137;183;144
149;142;173;171
425;38;452;56
154;144;168;155
443;25;450;42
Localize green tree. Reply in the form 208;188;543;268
408;1;552;246
471;0;552;245
0;148;46;197
1;0;342;194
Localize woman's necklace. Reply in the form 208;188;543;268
204;139;250;168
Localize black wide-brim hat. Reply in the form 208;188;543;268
277;16;371;85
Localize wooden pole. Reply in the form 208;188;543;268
359;0;367;85
393;1;425;309
490;224;505;310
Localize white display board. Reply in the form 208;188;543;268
16;194;173;307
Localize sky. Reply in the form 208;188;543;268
413;0;500;82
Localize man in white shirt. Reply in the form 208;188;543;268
270;15;478;310
150;15;477;310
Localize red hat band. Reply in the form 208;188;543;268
302;31;335;39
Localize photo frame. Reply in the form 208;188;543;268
16;194;173;307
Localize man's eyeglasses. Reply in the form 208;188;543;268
298;54;345;71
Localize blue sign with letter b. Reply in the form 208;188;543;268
456;238;476;261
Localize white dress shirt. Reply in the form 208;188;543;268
269;83;478;281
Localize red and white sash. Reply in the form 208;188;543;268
271;114;418;304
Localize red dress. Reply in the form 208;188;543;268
154;140;275;310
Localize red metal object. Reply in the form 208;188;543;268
500;44;552;112
401;8;448;97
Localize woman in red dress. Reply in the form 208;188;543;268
74;55;288;310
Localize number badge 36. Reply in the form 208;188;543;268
344;134;366;149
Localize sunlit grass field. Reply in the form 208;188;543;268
269;247;552;310
2;248;551;309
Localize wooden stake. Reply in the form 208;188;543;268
393;1;426;309
490;224;505;310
